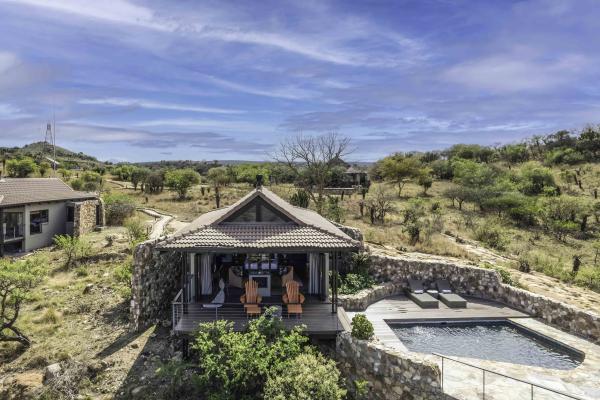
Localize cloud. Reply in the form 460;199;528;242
79;97;245;114
444;54;589;92
3;0;172;31
201;75;317;100
0;103;32;119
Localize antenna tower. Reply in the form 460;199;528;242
43;120;57;174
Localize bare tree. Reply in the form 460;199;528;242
275;132;352;214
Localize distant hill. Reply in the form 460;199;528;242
0;141;103;169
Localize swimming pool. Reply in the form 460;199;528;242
389;320;583;370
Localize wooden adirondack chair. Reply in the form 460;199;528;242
282;281;305;304
240;279;262;306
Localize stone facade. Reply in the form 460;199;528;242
131;241;184;331
73;199;104;236
342;253;600;345
336;332;445;400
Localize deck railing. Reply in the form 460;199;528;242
172;289;183;331
434;353;585;400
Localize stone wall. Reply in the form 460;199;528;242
338;282;402;311
131;241;184;331
344;253;600;345
73;199;104;236
336;332;445;400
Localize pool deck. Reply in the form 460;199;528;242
348;295;600;400
347;295;529;351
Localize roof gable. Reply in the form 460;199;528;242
159;186;360;250
222;197;293;224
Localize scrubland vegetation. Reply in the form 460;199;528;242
3;127;600;398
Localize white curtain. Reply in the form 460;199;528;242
201;253;213;295
322;253;329;300
308;253;320;294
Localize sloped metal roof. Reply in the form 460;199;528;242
0;178;97;207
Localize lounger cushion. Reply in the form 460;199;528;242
408;292;439;308
439;293;467;308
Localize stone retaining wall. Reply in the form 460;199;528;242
338;282;402;311
131;241;183;331
336;332;445;400
343;253;600;344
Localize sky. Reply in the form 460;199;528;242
0;0;598;162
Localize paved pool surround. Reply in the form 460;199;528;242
338;253;600;345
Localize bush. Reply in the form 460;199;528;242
103;193;136;225
53;235;92;268
173;308;336;400
350;252;371;275
351;314;374;340
473;224;507;250
6;157;37;177
264;353;346;400
124;217;148;247
338;273;375;295
290;189;310;208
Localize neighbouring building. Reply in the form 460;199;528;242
0;178;104;256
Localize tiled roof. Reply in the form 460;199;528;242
0;178;97;207
157;186;360;251
158;224;357;250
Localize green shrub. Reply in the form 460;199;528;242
103;193;136;225
114;262;132;286
350;252;371;275
338;273;375;295
351;314;374;340
264;353;346;400
53;235;92;268
124;217;148;247
474;224;507;250
289;189;310;208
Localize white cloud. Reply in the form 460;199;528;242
203;75;317;100
3;0;173;31
78;97;245;114
0;51;19;74
444;54;588;92
0;103;32;119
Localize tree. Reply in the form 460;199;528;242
517;162;556;196
130;167;150;191
144;171;164;194
165;168;201;200
38;161;51;177
289;189;310;208
264;353;346;400
206;166;230;208
275;132;352;214
365;185;394;224
537;196;591;240
379;154;421;197
0;257;44;346
417;167;433;194
6;157;37;177
499;144;529;168
57;168;72;179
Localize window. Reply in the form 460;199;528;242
30;210;49;235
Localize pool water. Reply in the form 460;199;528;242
390;321;583;370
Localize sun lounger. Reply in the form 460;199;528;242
407;279;439;309
436;280;467;308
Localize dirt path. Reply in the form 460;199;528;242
138;209;175;239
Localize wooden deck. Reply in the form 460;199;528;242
174;302;348;337
347;295;529;351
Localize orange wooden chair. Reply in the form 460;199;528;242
283;281;304;318
240;280;262;317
